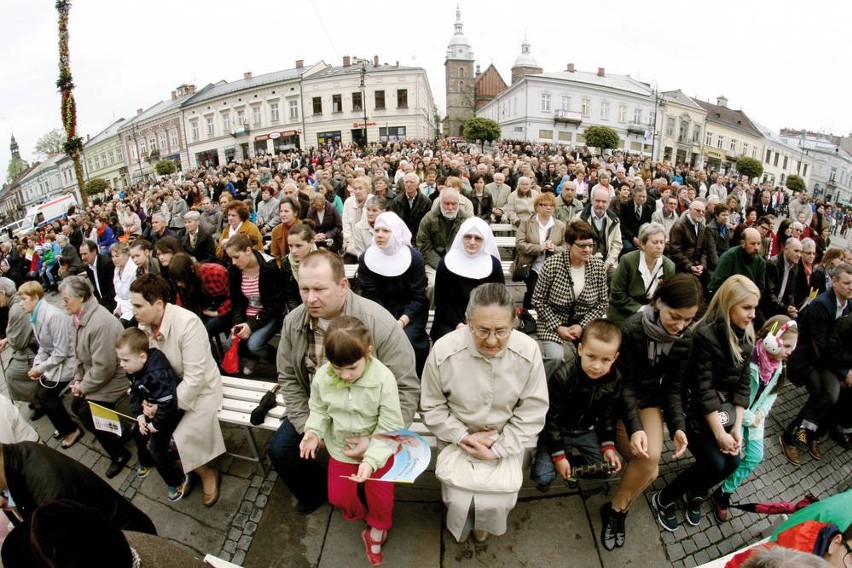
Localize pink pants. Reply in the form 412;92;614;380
327;456;395;530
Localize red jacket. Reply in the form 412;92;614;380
725;521;840;567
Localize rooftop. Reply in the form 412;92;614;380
692;98;762;138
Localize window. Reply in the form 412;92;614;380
618;104;627;123
94;155;100;170
269;102;279;123
352;92;363;112
459;67;465;78
679;120;689;142
108;150;115;165
803;163;808;177
289;100;298;119
765;149;772;164
159;132;168;151
252;106;262;125
730;138;737;152
752;146;758;158
693;124;701;142
375;90;385;110
630;141;642;151
170;130;178;148
205;116;214;136
576;133;586;145
743;142;750;157
539;129;553;139
705;130;713;146
541;93;551;112
774;153;780;166
116;146;123;161
600;100;610;120
221;112;231;132
129;145;137;161
190;120;199;141
328;94;340;113
312;97;322;115
562;96;571;111
633;107;642;124
716;134;724;149
558;132;572;142
396;89;408;109
149;137;157;151
237;109;246;126
665;117;675;136
378;126;406;141
581;97;591;117
782;156;788;170
139;138;147;154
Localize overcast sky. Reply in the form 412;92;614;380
1;0;850;180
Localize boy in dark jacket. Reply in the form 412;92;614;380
532;319;623;491
115;328;188;502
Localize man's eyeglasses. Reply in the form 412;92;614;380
472;328;512;340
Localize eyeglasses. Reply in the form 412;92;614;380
573;242;595;249
472;327;512;340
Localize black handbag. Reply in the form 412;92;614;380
511;261;531;282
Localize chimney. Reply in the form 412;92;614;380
188;84;196;94
137;108;143;116
373;55;379;66
243;71;252;80
597;67;605;77
717;95;728;108
171;91;177;100
566;63;575;73
395;61;399;67
295;59;304;69
343;55;351;67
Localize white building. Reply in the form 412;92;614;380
692;96;763;174
658;90;707;167
17;153;65;208
302;56;437;147
755;125;813;190
797;137;852;205
83;119;127;190
477;62;655;154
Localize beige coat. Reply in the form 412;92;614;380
420;327;548;539
141;304;225;472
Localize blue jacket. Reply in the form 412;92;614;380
128;348;182;429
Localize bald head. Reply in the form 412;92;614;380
741;227;762;256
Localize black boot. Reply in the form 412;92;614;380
600;502;626;551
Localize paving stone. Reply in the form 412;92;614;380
249;475;263;488
239;500;254;515
231;550;246;566
232;513;248;530
261;480;275;495
244;487;259;502
244;521;257;536
668;542;686;560
255;494;268;508
130;493;225;557
222;540;237;554
228;528;242;541
237;534;252;551
249;508;263;523
219;551;232;562
586;492;669;568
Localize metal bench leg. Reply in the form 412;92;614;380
243;425;268;476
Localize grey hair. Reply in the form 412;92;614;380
830;262;852;280
365;196;388;211
464;283;515;323
403;172;419;183
800;237;816;251
56;234;68;245
631;185;647;196
58;275;93;301
151;213;166;223
0;277;16;297
183;210;201;222
739;544;832;568
638;222;667;244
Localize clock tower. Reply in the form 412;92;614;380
444;6;475;138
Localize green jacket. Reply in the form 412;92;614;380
415;209;469;269
708;245;767;296
304;357;404;470
607;250;676;324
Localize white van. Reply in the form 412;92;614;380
4;194;78;238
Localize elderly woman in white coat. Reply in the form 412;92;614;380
110;242;136;327
129;273;225;507
421;283;548;543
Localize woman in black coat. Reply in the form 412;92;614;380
653;275;758;532
358;212;429;376
599;274;702;550
431;217;504;342
306;193;343;254
468;173;493;221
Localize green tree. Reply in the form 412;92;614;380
85;178;109;196
736;156;763;180
583;126;620;153
155;159;177;176
462;117;500;150
786;174;805;193
6;158;28;183
34;129;66;159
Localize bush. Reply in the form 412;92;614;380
786;174;805;193
84;178;110;196
583;126;620;152
736;156;763;180
155;159;177;176
462;118;500;149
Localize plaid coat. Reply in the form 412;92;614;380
532;253;609;344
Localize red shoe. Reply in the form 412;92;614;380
362;528;385;566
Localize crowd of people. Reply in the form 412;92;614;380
0;138;850;566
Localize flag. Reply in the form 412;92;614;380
88;401;124;436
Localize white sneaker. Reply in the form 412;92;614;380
241;360;257;376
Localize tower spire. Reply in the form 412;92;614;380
455;4;462;34
10;133;21;161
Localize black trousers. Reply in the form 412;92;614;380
660;422;741;504
132;419;185;487
268;417;328;507
787;365;842;438
72;396;131;462
35;381;77;437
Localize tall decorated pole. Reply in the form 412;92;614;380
57;0;88;209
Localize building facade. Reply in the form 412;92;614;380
302;57;436;147
692;96;763;174
658;90;706;167
477;64;656;154
444;6;475;138
756;125;812;190
17;154;64;208
83;119;127;190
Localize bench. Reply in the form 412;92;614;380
218;375;437;474
345;262;516;280
489;223;515;234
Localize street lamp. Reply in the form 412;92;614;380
650;83;663;162
360;62;369;146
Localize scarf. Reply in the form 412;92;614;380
287;244;317;281
753;340;780;386
326;358;371;389
719;223;729;238
640;305;679;365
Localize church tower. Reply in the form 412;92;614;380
10;134;21;161
444;6;475;138
511;39;543;85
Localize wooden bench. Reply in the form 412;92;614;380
494;236;516;249
489;223;515;234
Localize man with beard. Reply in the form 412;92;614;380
415;188;469;296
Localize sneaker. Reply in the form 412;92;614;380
535;481;552;493
600;502;626;550
780;434;801;466
653;492;679;532
712;489;731;523
241;359;257;376
683;493;703;526
167;474;191;503
136;465;154;479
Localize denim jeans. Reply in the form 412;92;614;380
227;318;279;362
531;429;602;487
267;417;328;507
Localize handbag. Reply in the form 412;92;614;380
221;336;241;375
435;444;523;494
717;399;737;432
511;259;531;282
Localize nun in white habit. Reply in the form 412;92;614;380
430;217;505;342
357;212;430;375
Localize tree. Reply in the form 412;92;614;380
5;158;28;183
33;129;66;159
462;117;500;150
155;159;177;176
736;156;763;181
85;178;109;196
583;126;620;153
57;0;88;209
786;174;805;193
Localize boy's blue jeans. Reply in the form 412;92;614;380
532;429;602;487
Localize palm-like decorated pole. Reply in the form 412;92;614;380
57;0;88;208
